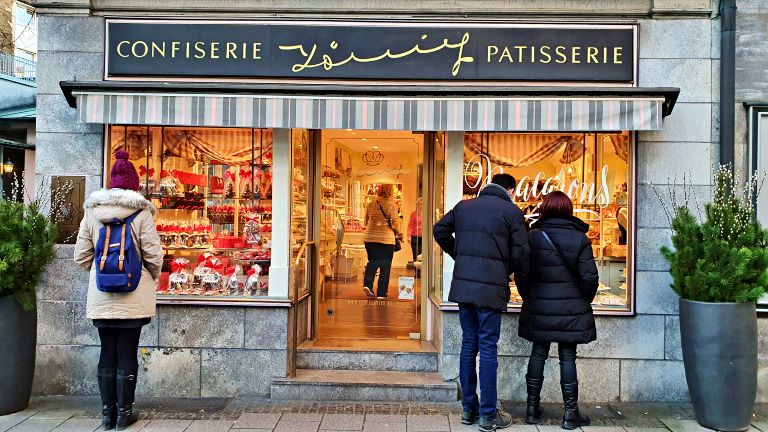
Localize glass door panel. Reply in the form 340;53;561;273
316;130;424;343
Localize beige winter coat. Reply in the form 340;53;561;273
364;198;402;245
74;189;163;320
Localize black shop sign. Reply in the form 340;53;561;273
106;21;636;83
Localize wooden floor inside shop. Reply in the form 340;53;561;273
314;266;422;347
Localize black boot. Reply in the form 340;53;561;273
97;369;117;431
561;381;590;430
116;370;139;431
525;375;544;424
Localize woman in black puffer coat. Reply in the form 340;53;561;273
517;191;599;430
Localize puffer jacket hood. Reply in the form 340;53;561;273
84;188;157;223
75;188;163;321
517;215;599;344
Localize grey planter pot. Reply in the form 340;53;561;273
679;298;758;432
0;295;37;415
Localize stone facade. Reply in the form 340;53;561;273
32;0;767;402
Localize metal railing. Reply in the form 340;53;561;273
0;53;36;83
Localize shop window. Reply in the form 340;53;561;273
107;126;274;302
462;132;633;312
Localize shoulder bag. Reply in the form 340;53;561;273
378;201;402;252
537;229;580;282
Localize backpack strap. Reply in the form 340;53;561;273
119;224;127;271
117;210;143;272
537;229;580;282
99;225;111;271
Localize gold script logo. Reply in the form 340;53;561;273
278;33;475;76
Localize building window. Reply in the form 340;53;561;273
748;105;768;312
14;3;37;59
461;132;634;312
107;126;275;303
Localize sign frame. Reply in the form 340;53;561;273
104;19;639;86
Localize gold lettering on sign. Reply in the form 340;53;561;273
614;46;623;64
514;45;527;63
194;41;206;59
499;47;514;63
171;41;180;58
226;42;237;59
540;45;551;63
487;45;498;62
587;46;598;64
116;40;130;58
555;46;567;64
151;42;165;58
210;42;219;59
132;41;148;58
279;32;475;76
571;46;580;64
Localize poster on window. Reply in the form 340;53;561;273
398;276;415;300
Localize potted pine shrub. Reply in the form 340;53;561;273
0;180;58;415
658;165;767;431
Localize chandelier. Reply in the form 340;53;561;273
362;146;384;166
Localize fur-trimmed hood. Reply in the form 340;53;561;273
84;188;156;223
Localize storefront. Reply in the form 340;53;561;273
36;3;756;401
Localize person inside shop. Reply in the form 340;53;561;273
74;151;163;431
433;173;529;431
516;191;599;430
407;196;423;266
362;183;403;299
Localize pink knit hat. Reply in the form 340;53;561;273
110;151;140;191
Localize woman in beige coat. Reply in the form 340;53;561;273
362;184;403;298
74;151;162;431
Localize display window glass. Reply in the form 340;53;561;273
107;126;275;302
462;132;633;312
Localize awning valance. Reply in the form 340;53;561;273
61;81;679;132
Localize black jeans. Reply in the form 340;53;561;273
364;242;395;297
410;236;422;262
527;342;578;384
97;327;143;373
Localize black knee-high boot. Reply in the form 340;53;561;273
97;369;117;431
115;370;138;431
561;381;590;430
525;375;544;424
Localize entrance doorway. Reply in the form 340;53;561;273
312;130;426;348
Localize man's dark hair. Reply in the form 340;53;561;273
491;173;517;191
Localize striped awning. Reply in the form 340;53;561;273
62;82;679;132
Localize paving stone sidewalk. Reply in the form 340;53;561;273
0;397;766;432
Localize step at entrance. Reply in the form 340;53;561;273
297;349;439;373
271;369;458;401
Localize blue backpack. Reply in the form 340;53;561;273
94;210;143;293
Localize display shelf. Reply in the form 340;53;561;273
163;246;211;251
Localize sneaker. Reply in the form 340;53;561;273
363;287;375;298
461;410;480;425
478;410;513;431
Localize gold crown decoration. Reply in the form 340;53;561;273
362;149;384;166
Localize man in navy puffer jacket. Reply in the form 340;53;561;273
434;173;529;431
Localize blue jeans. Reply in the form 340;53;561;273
458;303;502;420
